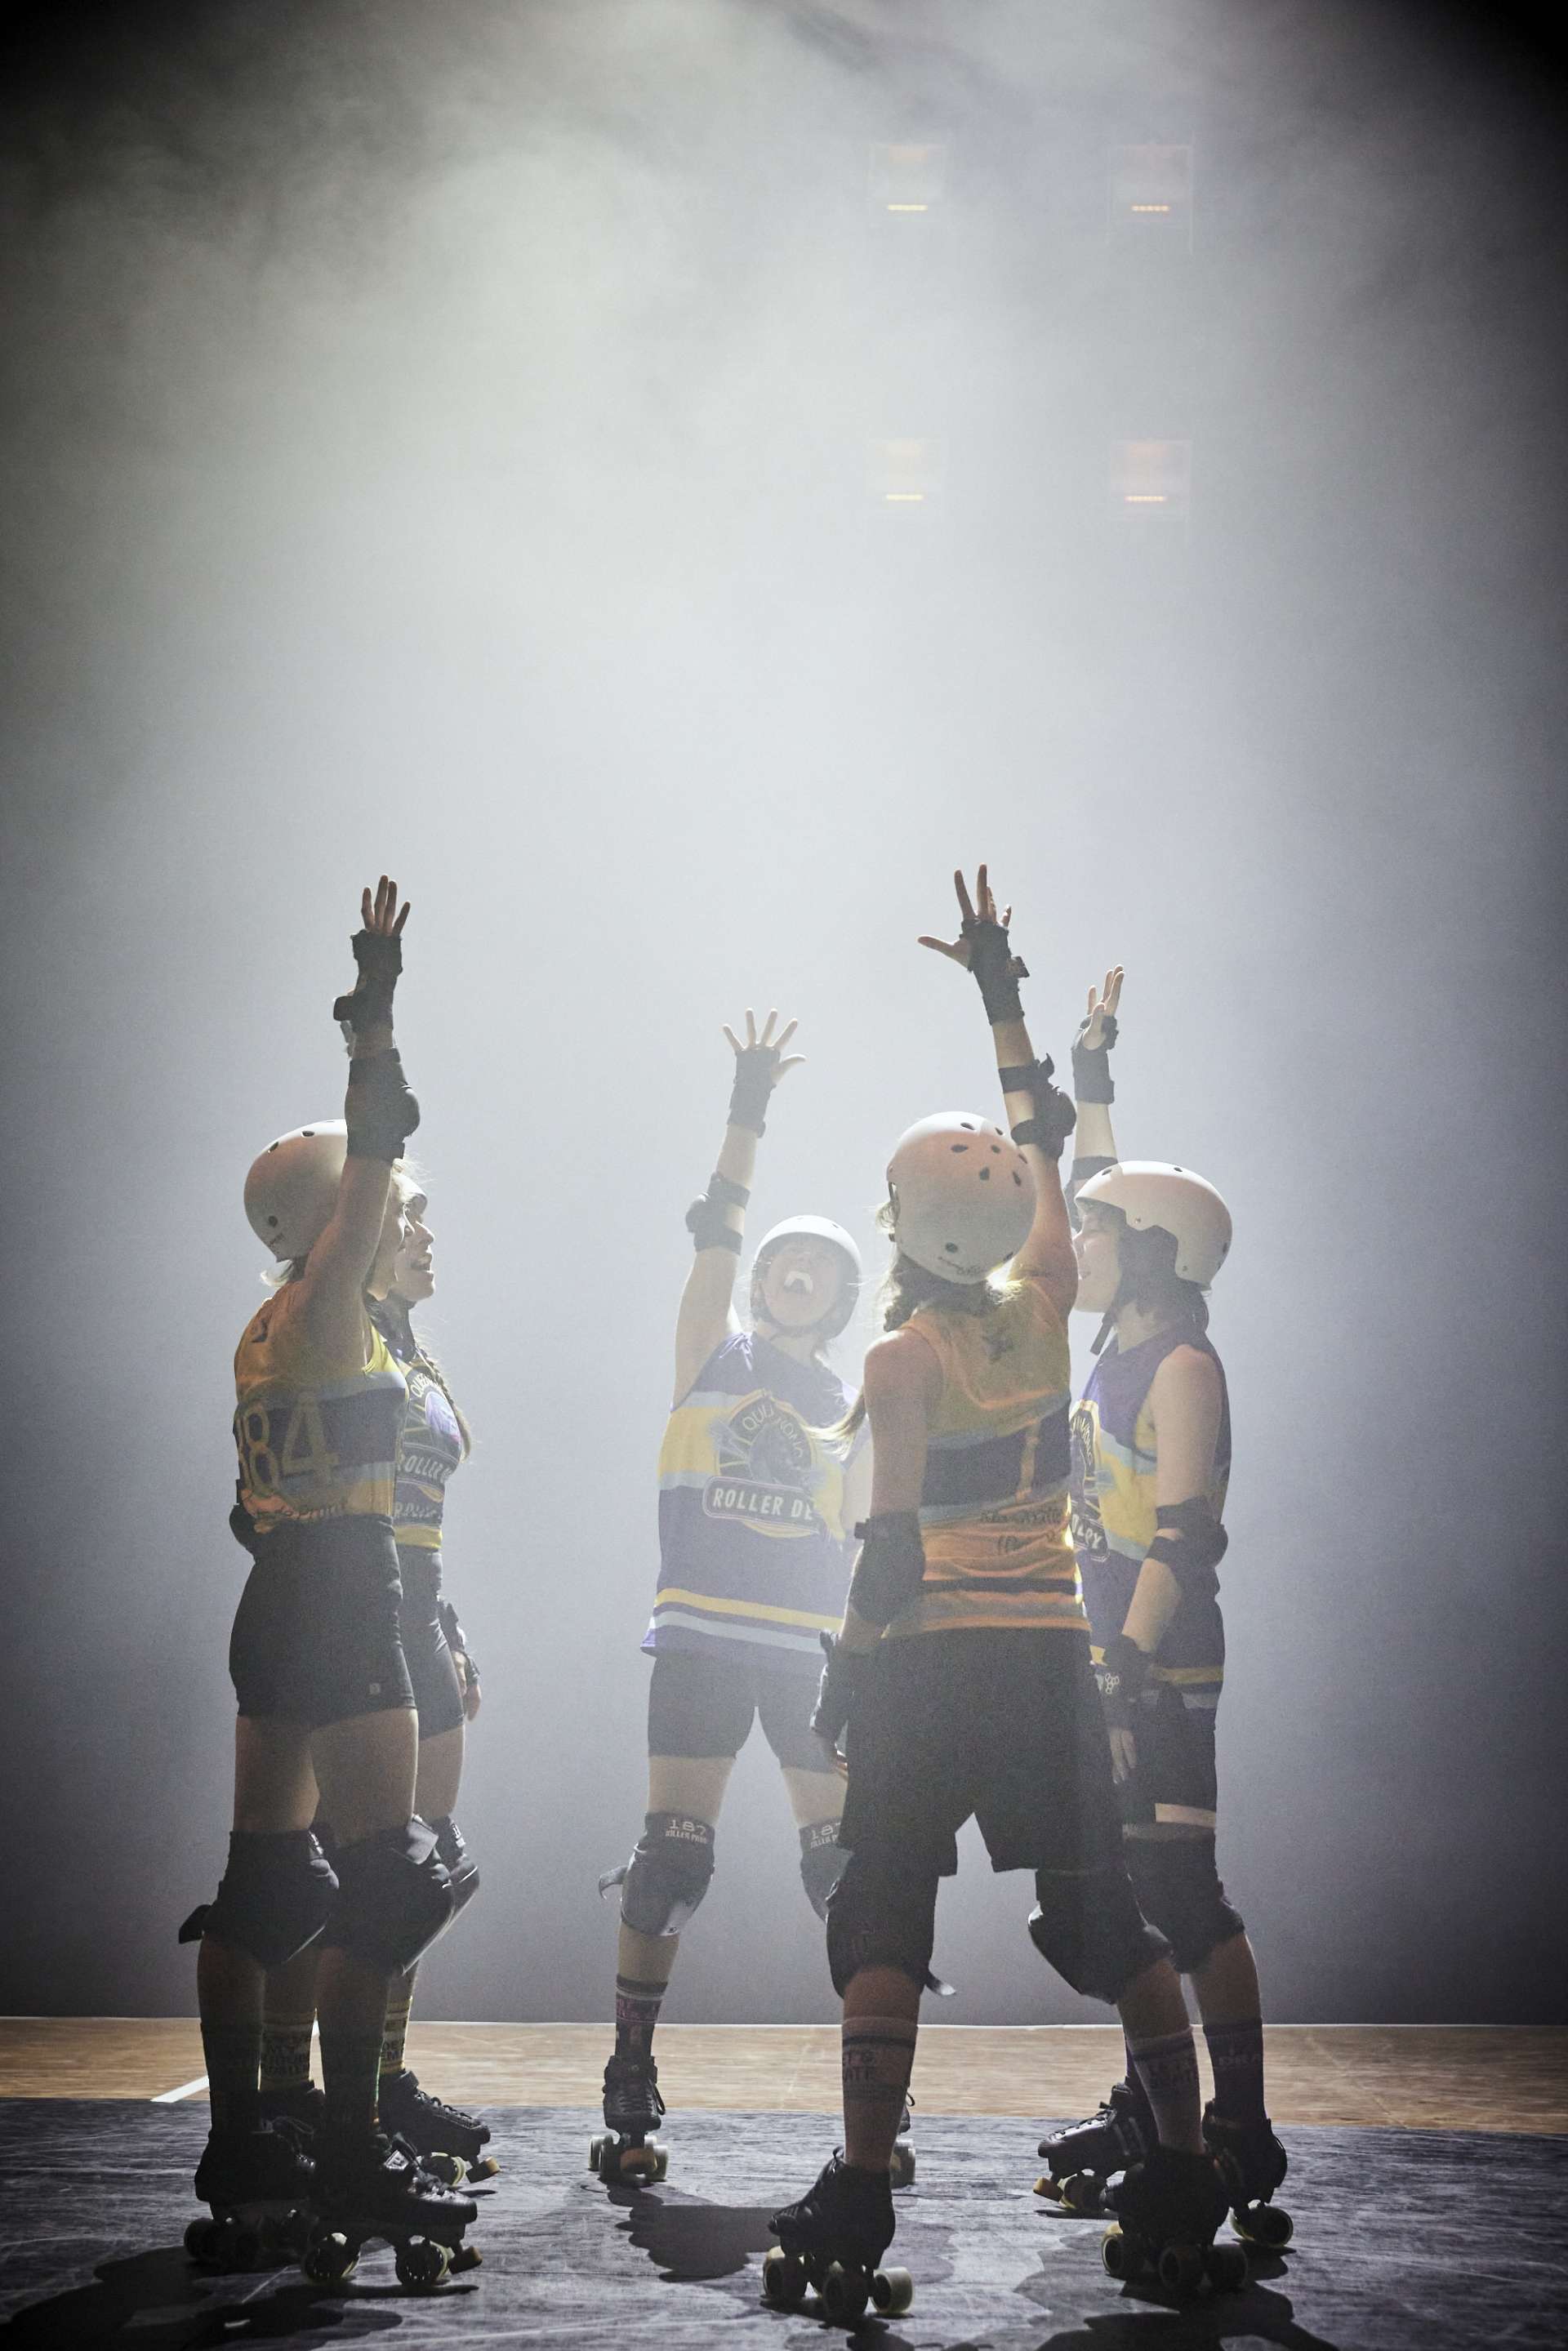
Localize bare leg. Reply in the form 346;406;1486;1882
1117;1956;1203;2154
612;1756;734;2042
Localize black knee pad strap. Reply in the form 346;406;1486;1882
826;1851;938;1997
180;1830;338;1970
1029;1863;1170;2003
430;1814;480;1921
799;1819;846;1922
617;1812;716;1938
321;1818;453;1972
1125;1838;1245;1975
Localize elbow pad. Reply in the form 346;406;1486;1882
345;1049;421;1163
685;1170;749;1254
998;1058;1076;1161
1147;1499;1228;1596
847;1512;926;1628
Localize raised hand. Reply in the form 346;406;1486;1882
335;875;411;1037
723;1009;804;1138
362;874;412;939
1081;966;1123;1051
1072;967;1122;1105
917;865;1013;970
720;1007;804;1083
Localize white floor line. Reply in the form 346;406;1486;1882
152;2076;209;2104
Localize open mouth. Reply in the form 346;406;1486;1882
782;1271;815;1296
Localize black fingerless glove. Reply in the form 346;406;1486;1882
998;1057;1076;1160
811;1631;867;1748
727;1045;779;1136
1094;1633;1151;1733
1071;1013;1118;1104
333;928;403;1040
437;1599;478;1695
962;912;1029;1025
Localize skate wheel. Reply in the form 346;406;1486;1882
821;2261;870;2324
1236;2199;1293;2247
449;2242;483;2274
1060;2172;1104;2216
1207;2241;1250;2291
1101;2225;1131;2279
271;2208;313;2262
588;2134;609;2172
395;2237;452;2291
303;2231;359;2286
618;2140;662;2184
761;2246;808;2309
184;2217;219;2264
889;2139;916;2188
872;2265;915;2316
426;2152;467;2186
1157;2241;1204;2293
229;2223;265;2272
469;2153;501;2181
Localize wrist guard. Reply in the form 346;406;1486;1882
1094;1633;1151;1732
1071;1012;1118;1104
437;1599;478;1693
727;1046;778;1136
345;1048;421;1163
963;913;1028;1024
846;1511;926;1628
332;928;403;1040
1147;1498;1227;1596
810;1631;866;1747
685;1169;749;1254
998;1058;1076;1160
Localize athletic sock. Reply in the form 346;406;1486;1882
1204;2017;1267;2124
614;1975;666;2061
380;1967;417;2080
840;2012;918;2172
1128;2028;1203;2154
202;2023;262;2137
1121;2035;1157;2135
259;2019;314;2097
320;2029;385;2150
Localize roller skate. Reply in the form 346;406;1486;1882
889;2095;916;2188
302;2131;480;2293
1036;2078;1150;2214
764;2151;914;2325
186;2121;315;2271
259;2081;326;2139
1203;2101;1293;2247
1101;2143;1247;2296
378;2065;499;2184
590;2052;667;2184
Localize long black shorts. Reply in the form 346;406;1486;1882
647;1649;825;1772
1120;1686;1219;1832
839;1628;1125;1877
229;1518;414;1730
397;1551;466;1740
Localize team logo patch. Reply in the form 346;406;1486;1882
702;1391;822;1535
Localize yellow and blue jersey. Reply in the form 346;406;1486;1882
885;1278;1088;1641
233;1284;406;1538
647;1331;855;1666
1070;1325;1230;1706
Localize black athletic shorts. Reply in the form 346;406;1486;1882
1120;1686;1219;1833
838;1628;1125;1877
647;1649;826;1772
397;1550;466;1740
229;1517;415;1730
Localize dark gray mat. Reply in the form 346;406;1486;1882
1;2100;1564;2348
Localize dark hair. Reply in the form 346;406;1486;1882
1103;1207;1209;1333
831;1206;1002;1440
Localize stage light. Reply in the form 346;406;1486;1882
867;437;943;506
1108;145;1194;248
867;142;947;215
1109;439;1192;523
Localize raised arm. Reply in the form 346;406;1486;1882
1068;968;1123;1215
296;875;421;1366
671;1008;804;1405
918;865;1078;1320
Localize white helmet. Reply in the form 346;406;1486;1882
751;1216;862;1338
243;1120;347;1261
887;1113;1036;1285
1074;1161;1232;1285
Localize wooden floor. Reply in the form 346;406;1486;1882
2;2019;1564;2134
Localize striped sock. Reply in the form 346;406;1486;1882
380;1967;417;2079
1204;2017;1267;2123
1128;2028;1203;2154
841;2013;918;2171
614;1976;666;2060
259;2019;314;2096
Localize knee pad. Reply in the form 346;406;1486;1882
614;1812;715;1938
1029;1863;1170;2004
799;1820;846;1922
1125;1838;1245;1976
178;1830;338;1969
321;1818;453;1973
430;1814;480;1921
826;1851;938;1997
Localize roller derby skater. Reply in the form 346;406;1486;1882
179;879;480;2293
764;2153;912;2324
1036;967;1290;2251
261;1177;494;2184
769;869;1232;2317
595;1009;870;2188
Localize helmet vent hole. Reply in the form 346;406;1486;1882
943;1241;960;1254
949;1143;969;1154
1013;1172;1023;1186
265;1214;279;1228
978;1167;991;1181
959;1121;976;1130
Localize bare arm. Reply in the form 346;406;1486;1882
296;877;412;1367
836;1329;939;1655
671;1009;803;1405
1120;1345;1223;1656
